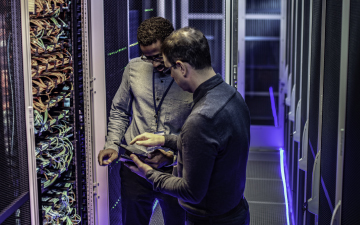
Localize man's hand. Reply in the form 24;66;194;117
145;149;174;169
125;154;153;179
98;149;118;166
129;132;165;147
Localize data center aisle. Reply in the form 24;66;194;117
245;148;288;225
148;148;289;225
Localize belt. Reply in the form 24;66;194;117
186;197;245;222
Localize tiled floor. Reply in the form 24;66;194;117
149;148;290;225
245;148;288;225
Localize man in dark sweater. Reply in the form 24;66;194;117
126;27;251;225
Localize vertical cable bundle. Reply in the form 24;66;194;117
29;0;80;223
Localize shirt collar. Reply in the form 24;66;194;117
193;73;223;104
153;68;171;77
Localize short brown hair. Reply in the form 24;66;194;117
161;27;212;70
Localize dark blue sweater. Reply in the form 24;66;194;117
146;74;250;216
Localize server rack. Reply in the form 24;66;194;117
283;0;360;225
0;0;94;224
295;0;310;224
332;1;360;224
0;0;35;224
317;1;342;224
72;0;89;224
304;0;323;224
27;0;88;223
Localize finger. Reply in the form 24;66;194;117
144;157;157;164
134;140;151;147
107;152;118;164
130;154;143;167
158;149;173;157
129;133;149;145
147;153;155;159
129;136;141;145
143;157;159;168
125;163;139;173
98;151;103;166
102;160;111;166
135;139;160;147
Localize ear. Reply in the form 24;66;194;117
176;60;188;77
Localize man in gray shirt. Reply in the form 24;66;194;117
127;27;251;225
97;17;192;225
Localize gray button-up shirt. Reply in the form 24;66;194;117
104;57;193;152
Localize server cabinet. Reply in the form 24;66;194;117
284;2;294;217
330;1;360;224
284;0;324;224
0;0;36;224
339;1;360;224
296;0;311;224
339;2;360;223
304;0;324;224
316;1;342;224
292;0;302;223
103;0;128;224
283;1;360;225
1;0;89;224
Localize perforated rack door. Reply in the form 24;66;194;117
341;1;360;224
297;1;311;224
0;0;31;224
318;1;343;224
305;0;323;224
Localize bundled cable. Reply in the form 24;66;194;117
42;188;81;224
30;0;79;223
31;0;70;19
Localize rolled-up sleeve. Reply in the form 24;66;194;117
104;65;133;152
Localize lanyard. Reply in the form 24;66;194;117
153;72;175;130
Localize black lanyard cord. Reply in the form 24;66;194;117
153;72;175;128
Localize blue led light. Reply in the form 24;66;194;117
152;199;158;212
149;199;159;221
280;149;290;225
269;87;279;127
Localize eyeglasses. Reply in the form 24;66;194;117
140;53;163;63
163;63;177;73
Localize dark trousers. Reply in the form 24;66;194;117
185;198;250;225
120;164;185;225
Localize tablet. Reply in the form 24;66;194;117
119;146;147;164
119;153;135;163
119;144;148;156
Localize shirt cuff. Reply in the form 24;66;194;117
145;169;156;184
164;135;178;153
103;142;119;153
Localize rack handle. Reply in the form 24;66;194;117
308;150;321;215
330;201;341;225
294;99;302;142
289;84;296;121
299;120;309;171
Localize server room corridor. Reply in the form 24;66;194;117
2;0;360;225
